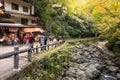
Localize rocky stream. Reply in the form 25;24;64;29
57;44;120;80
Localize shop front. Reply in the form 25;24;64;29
0;23;25;45
0;23;44;46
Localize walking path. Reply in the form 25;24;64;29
0;43;40;80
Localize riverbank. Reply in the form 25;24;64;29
58;43;120;80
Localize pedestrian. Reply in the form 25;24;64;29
27;33;31;44
29;33;35;52
10;33;15;46
19;34;23;45
56;35;60;41
38;33;44;50
44;35;48;50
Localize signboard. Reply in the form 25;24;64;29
9;28;18;32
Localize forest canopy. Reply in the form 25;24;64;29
23;0;120;39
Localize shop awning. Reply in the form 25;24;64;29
23;27;44;33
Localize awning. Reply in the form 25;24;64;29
0;23;27;27
23;27;44;33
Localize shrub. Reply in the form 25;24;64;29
106;31;120;55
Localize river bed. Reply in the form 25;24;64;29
57;44;120;80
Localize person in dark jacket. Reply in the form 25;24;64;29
29;33;35;52
44;35;48;50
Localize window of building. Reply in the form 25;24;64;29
23;6;28;12
21;18;28;25
31;20;36;24
12;3;19;10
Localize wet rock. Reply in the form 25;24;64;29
108;66;119;72
92;48;97;53
93;52;100;57
77;51;83;54
100;73;117;80
85;64;100;78
75;45;81;49
69;62;79;68
72;55;86;63
117;73;120;79
83;47;88;51
57;76;62;80
78;64;87;70
105;61;115;66
94;63;103;70
75;45;83;49
62;77;75;80
87;55;92;59
66;67;76;77
84;51;89;57
76;70;87;80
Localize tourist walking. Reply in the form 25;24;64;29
29;33;34;48
19;34;24;45
10;33;15;46
38;34;44;50
44;35;48;50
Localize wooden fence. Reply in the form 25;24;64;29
0;40;65;69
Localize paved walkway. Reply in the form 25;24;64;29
0;43;40;80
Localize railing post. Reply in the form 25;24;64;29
41;45;43;51
55;43;57;48
58;41;60;46
44;45;46;50
36;45;38;54
14;46;19;69
52;44;54;48
28;44;32;62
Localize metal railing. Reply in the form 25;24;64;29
0;40;65;69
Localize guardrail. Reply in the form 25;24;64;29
0;40;65;69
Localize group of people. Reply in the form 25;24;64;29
25;33;61;50
0;32;61;48
0;33;17;46
0;33;35;46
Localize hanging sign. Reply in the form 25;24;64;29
9;28;18;32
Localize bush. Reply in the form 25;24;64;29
106;31;120;55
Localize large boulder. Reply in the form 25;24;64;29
108;66;119;72
100;73;117;80
85;64;100;79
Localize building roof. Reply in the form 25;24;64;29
0;23;27;27
4;0;33;6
